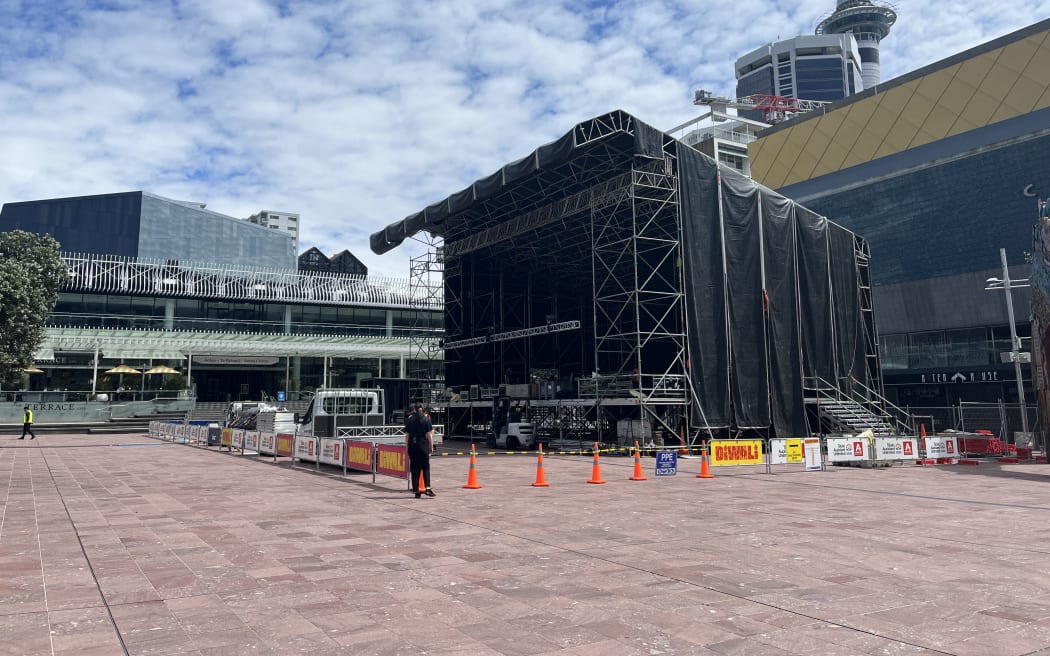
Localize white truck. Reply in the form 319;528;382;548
287;388;443;465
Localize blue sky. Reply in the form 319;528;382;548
1;0;1048;277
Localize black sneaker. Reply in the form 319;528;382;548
425;489;436;497
17;437;24;440
414;492;421;499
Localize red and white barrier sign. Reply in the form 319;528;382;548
874;437;918;461
232;429;245;449
244;431;260;452
295;436;318;462
826;437;869;462
924;436;958;459
259;432;276;455
319;439;344;466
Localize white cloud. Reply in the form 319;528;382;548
1;0;1048;277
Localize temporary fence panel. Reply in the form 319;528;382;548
826;437;869;463
345;440;375;474
258;432;276;455
294;436;318;462
376;444;408;479
924;436;958;459
244;431;260;452
220;428;232;448
803;438;822;470
232;429;245;450
318;438;344;466
769;438;805;465
275;433;295;458
710;440;763;467
873;437;918;462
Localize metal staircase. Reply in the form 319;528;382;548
810;397;895;436
804;376;911;437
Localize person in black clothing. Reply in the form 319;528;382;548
19;405;35;440
405;404;435;498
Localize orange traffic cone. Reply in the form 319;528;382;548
418;470;426;493
629;440;648;481
463;443;483;489
532;445;550;487
587;442;607;484
697;445;715;479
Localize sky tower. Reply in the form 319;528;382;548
815;0;897;89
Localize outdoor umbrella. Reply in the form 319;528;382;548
104;364;140;393
104;364;141;374
144;365;180;375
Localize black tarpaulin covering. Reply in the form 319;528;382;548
762;194;807;437
678;144;868;436
721;169;768;429
679;145;730;426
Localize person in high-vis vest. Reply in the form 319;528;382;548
19;405;35;440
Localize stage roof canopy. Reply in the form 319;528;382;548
370;110;669;255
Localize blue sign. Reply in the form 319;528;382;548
655;450;677;476
277;391;286;402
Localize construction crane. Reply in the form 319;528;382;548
693;89;831;125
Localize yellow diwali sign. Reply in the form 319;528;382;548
710;440;763;466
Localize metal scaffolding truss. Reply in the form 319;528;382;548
592;159;686;385
408;234;445;379
62;252;434;308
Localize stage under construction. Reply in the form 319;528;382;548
372;110;880;444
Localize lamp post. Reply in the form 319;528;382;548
985;247;1031;443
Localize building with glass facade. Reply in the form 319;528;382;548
3;192;442;404
748;19;1050;408
28;252;442;402
1;191;297;270
735;34;864;122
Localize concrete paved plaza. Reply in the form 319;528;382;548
4;434;1050;655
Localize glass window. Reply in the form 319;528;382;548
909;331;946;369
880;334;908;370
947;328;991;366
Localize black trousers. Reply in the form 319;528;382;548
409;449;431;491
21;423;35;438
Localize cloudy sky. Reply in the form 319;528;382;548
2;1;1048;277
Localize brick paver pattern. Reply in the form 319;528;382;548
4;434;1050;655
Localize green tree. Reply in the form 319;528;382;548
0;231;68;388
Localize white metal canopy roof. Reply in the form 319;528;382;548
41;327;441;360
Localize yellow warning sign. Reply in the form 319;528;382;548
785;439;803;463
710;440;763;466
